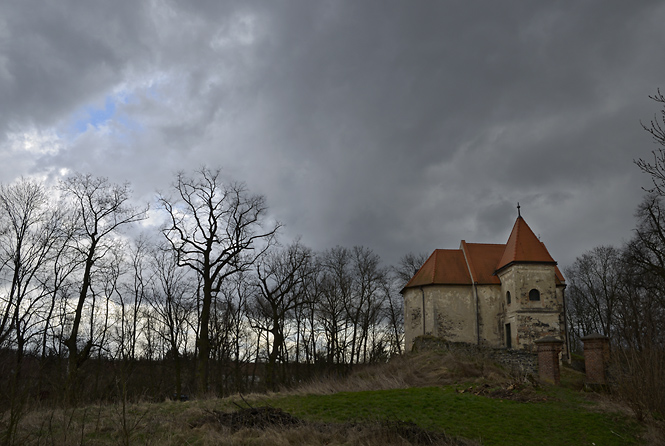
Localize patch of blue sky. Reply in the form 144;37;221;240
68;92;143;137
72;95;116;133
144;82;162;100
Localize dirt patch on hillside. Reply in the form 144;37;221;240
191;406;302;431
190;406;479;445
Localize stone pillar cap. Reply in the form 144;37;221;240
534;336;563;344
581;333;608;341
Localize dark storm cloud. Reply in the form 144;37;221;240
1;0;664;269
0;1;143;131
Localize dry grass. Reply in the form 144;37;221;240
610;348;665;422
0;350;503;445
291;349;512;396
580;379;665;446
5;400;476;446
641;422;665;446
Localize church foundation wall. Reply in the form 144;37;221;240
412;336;538;376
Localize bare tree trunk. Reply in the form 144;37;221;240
159;168;279;396
59;174;147;401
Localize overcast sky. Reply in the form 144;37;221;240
1;0;664;270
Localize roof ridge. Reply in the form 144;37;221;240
460;241;477;283
465;242;506;245
509;216;521;260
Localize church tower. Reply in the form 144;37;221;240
495;210;566;352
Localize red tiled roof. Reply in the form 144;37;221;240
495;217;556;272
402;216;565;291
461;242;505;285
403;249;471;289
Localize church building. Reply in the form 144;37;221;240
401;210;567;353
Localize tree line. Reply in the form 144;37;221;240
0;168;423;412
565;90;665;352
564;198;665;352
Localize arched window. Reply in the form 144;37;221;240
506;291;511;305
529;288;540;301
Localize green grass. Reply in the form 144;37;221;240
272;386;642;446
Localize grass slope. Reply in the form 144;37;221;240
274;386;640;445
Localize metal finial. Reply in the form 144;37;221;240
517;202;521;218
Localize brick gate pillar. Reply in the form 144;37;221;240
581;333;610;385
535;336;564;385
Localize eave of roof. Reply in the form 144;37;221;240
555;265;565;284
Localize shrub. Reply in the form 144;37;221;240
610;347;665;421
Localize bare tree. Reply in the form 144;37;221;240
292;257;323;375
622;194;665;348
564;196;665;351
38;204;80;360
159;167;279;394
317;247;353;366
59;174;147;395
147;246;196;399
383;252;427;356
348;246;386;364
381;280;403;356
115;236;152;361
564;246;623;348
392;252;428;287
0;179;54;350
616;259;665;350
219;272;255;393
635;89;665;195
0;179;60;441
251;241;313;390
626;194;665;284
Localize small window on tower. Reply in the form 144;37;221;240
506;291;511;305
529;288;540;301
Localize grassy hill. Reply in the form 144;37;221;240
4;348;661;445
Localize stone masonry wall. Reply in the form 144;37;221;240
412;336;537;376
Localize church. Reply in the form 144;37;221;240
401;210;567;353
